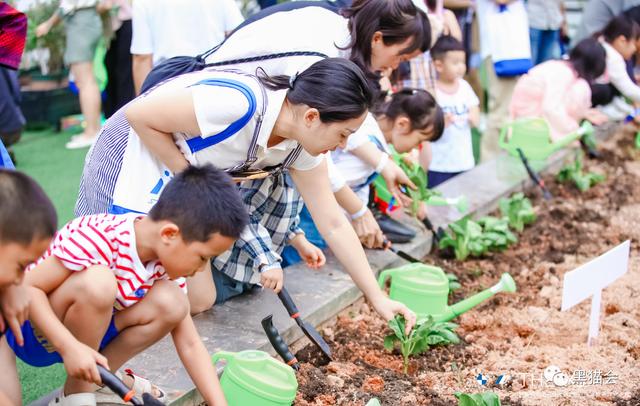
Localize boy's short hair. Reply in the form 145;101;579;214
0;169;57;244
430;35;465;61
148;165;248;242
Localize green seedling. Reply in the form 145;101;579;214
446;272;461;292
394;154;441;217
478;216;518;252
557;152;605;192
499;192;536;232
455;391;501;406
635;132;640;149
384;315;459;374
439;216;490;260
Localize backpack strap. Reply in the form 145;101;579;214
186;78;259;154
204;51;329;69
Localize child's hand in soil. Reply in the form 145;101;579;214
260;266;284;293
370;295;416;336
290;234;326;270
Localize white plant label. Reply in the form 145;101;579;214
561;240;630;345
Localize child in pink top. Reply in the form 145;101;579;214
509;38;607;141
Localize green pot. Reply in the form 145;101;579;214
212;350;298;406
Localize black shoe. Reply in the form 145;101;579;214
372;208;416;243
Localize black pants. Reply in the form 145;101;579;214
590;83;620;107
103;20;135;119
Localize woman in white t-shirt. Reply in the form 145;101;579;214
76;57;417;330
282;88;445;264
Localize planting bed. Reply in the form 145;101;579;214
293;130;640;406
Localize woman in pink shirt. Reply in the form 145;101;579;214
509;38;607;141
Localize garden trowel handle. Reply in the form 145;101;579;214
97;365;143;406
261;315;300;370
422;217;441;244
277;288;300;321
517;148;552;200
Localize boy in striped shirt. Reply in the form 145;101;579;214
0;165;248;406
0;169;57;405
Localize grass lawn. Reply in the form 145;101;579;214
11;127;87;404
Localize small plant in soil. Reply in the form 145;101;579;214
383;315;460;374
499;192;536;232
454;391;501;406
557;151;605;192
447;272;461;292
439;216;489;260
478;216;518;252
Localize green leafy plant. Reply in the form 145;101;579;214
499;192;536;232
393;155;441;217
384;315;459;374
557;152;605;192
446;272;461;292
439;217;490;260
24;1;66;75
454;391;501;406
477;216;518;252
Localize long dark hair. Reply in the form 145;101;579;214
601;14;640;43
569;38;606;84
340;0;431;74
375;88;445;142
258;57;375;123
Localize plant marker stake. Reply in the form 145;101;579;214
517;148;552;200
561;240;630;346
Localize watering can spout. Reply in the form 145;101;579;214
439;273;516;322
552;121;593;151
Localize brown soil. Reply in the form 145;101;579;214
294;130;640;406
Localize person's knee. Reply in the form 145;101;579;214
74;266;117;310
188;287;216;315
146;281;189;326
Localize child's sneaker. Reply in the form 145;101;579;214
48;391;96;406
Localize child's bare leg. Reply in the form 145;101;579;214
101;280;189;371
186;262;216;315
0;337;20;405
48;266;117;395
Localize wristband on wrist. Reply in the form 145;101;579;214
350;204;368;221
374;153;389;174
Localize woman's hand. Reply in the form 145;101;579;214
369;294;416;336
35;22;51;38
351;209;385;249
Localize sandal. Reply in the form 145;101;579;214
94;369;166;404
48;391;96;406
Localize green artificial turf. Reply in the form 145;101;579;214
11;127;87;404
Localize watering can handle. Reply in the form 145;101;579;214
211;351;235;366
377;269;394;288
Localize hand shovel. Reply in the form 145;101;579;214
97;365;165;405
261;315;300;370
277;287;332;360
383;239;422;263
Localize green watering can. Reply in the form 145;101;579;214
499;118;594;160
212;350;298;406
378;263;516;322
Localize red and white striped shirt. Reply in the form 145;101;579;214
30;213;187;310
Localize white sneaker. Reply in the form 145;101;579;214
65;136;96;150
48;391;96;406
